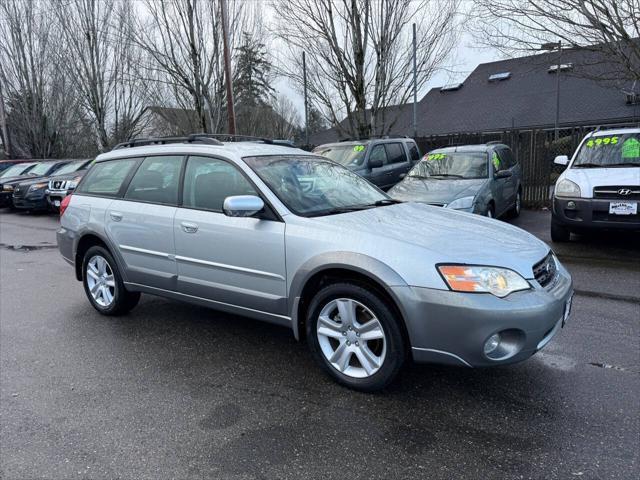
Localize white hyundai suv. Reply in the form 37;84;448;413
551;127;640;241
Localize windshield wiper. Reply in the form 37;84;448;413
430;173;464;178
602;162;640;167
408;174;436;180
573;163;603;168
309;199;401;217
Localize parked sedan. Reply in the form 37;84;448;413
59;138;572;391
1;160;71;208
0;162;39;207
14;159;92;211
389;143;522;218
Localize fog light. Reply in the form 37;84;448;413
566;201;576;209
484;333;501;355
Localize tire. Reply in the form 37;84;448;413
486;203;495;219
82;245;140;315
306;282;406;392
510;190;522;218
550;220;571;242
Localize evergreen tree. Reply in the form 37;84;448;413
234;33;275;110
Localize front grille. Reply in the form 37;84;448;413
533;252;557;288
593;211;640;223
53;180;63;189
593;186;640;200
12;186;26;198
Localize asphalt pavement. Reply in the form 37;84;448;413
1;208;638;480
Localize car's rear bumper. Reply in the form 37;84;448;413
553;196;640;231
392;263;573;367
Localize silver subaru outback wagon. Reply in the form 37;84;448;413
57;136;573;391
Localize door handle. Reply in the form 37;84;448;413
181;222;199;234
109;211;123;222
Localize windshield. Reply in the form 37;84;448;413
573;133;640;168
53;161;84;176
313;144;368;168
244;155;390;217
0;163;35;178
28;162;55;176
409;152;488;179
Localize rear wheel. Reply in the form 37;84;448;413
82;245;140;315
306;282;406;391
551;220;571;242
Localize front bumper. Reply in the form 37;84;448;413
553;196;640;231
12;191;48;210
393;264;573;367
0;191;13;207
46;189;71;210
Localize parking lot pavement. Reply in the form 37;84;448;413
1;208;638;480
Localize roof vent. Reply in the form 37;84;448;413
625;91;640;105
440;83;463;92
488;72;511;82
548;63;573;73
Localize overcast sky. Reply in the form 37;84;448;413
273;30;502;117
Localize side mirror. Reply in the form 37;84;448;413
554;155;569;166
369;157;383;169
223;195;264;217
495;170;512;178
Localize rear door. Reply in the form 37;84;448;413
173;155;287;315
366;144;389;188
104;155;183;291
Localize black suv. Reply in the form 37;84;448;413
313;138;421;190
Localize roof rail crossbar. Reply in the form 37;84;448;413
113;135;225;150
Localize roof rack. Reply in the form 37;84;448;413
112;133;297;151
337;135;410;142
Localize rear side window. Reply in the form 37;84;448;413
182;156;257;212
407;143;420;161
385;143;406;164
124;156;183;205
77;158;139;197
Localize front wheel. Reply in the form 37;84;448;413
82;245;140;315
306;282;406;391
510;190;522;218
551;220;571;242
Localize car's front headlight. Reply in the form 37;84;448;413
28;182;48;193
2;184;13;191
555;179;581;198
446;196;475;210
438;265;531;298
67;175;83;190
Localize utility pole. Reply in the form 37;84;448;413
303;51;309;146
220;0;236;135
541;40;562;140
412;23;417;140
0;80;11;159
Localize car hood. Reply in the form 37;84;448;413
48;170;86;182
312;202;549;278
0;174;41;186
561;166;640;198
389;177;487;204
14;175;55;187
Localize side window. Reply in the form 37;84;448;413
492;151;505;171
369;144;388;166
124;156;183;205
385;143;406;164
407;143;420;161
498;148;515;169
182;156;257;212
76;158;139;197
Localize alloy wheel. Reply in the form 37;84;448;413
86;255;116;307
316;298;387;378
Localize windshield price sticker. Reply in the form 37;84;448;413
427;153;446;161
353;145;365;152
586;137;618;148
492;153;500;169
622;138;640;158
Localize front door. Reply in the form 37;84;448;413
173;156;287;315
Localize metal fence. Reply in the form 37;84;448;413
415;122;637;208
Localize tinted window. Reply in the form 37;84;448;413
77;158;139;196
125;156;182;205
182;156;257;212
369;144;388;166
407;143;420;161
497;148;515;169
385;143;405;164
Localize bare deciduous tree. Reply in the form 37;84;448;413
275;0;461;138
471;0;640;82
